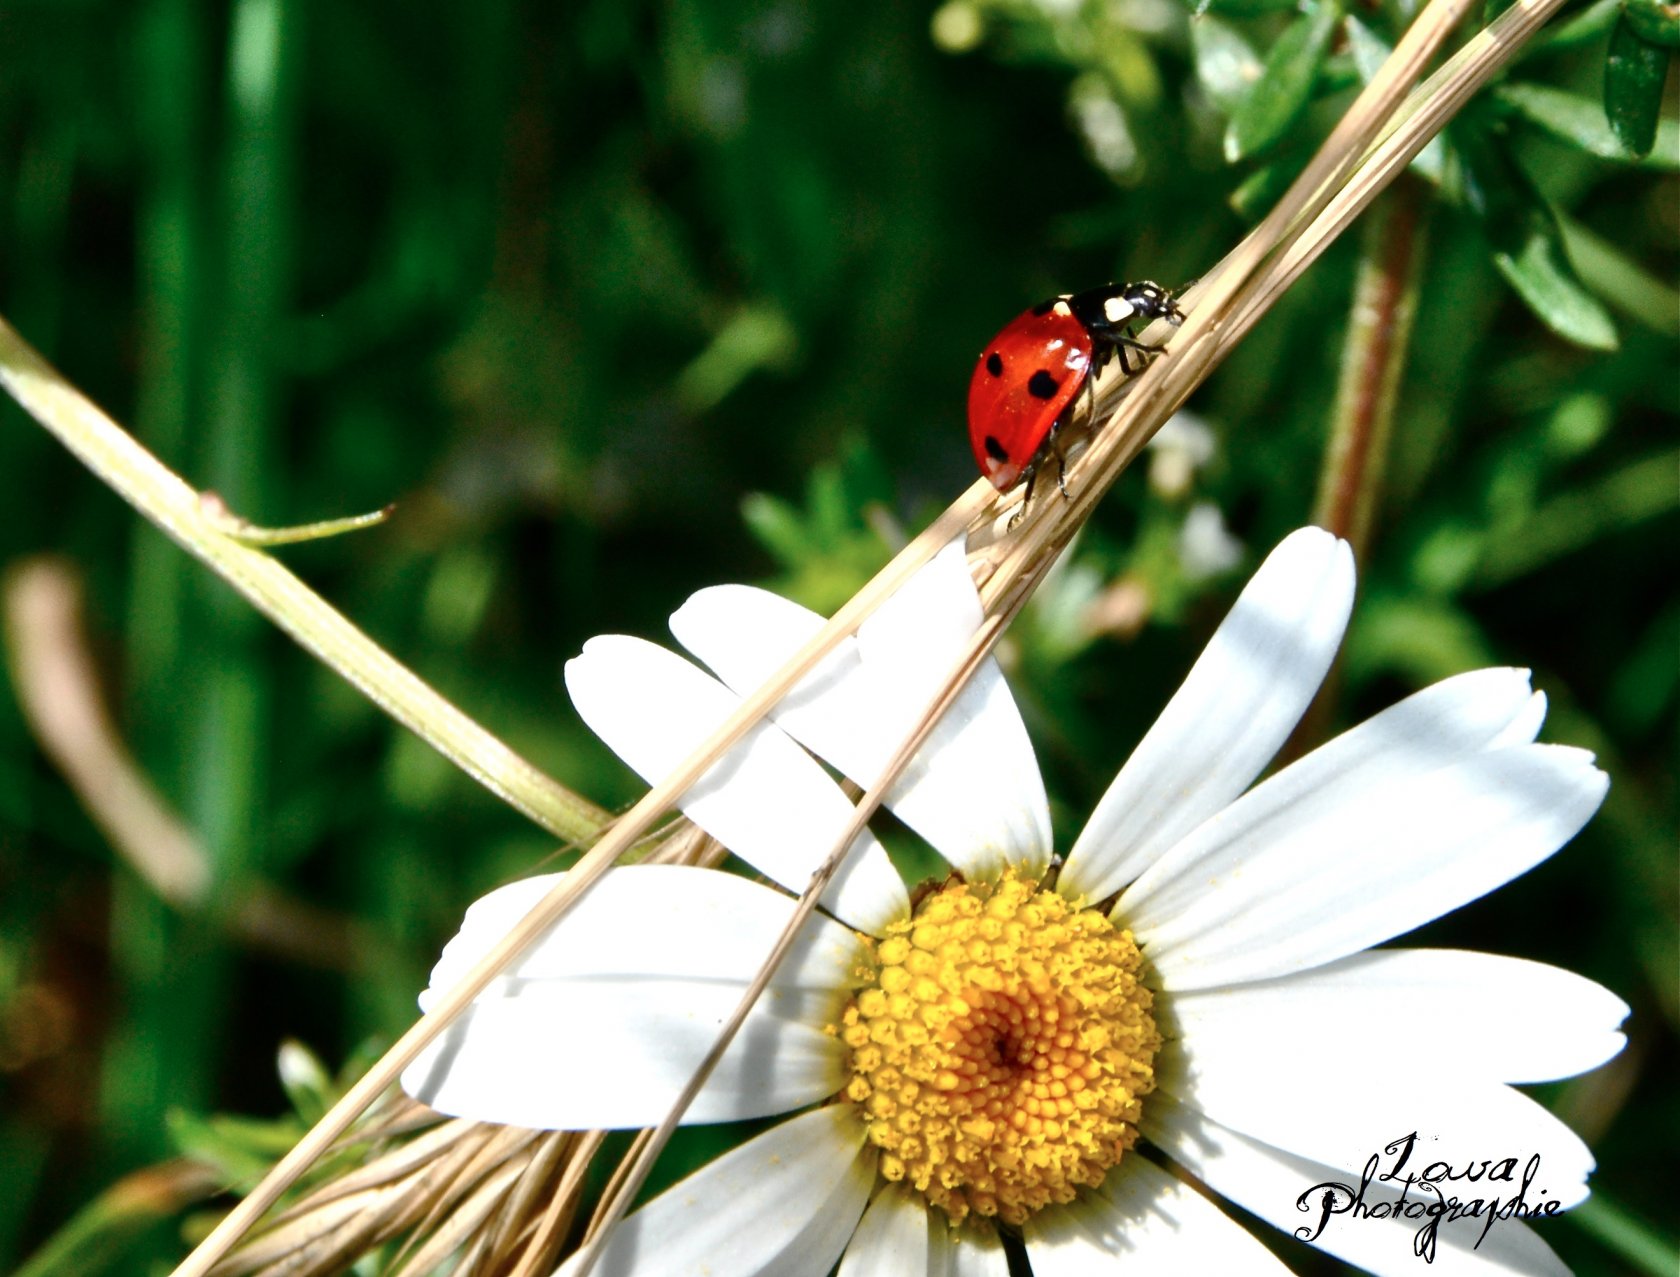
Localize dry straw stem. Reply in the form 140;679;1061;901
3;558;369;970
576;1130;656;1251
167;486;990;1277
1257;0;1577;314
0;0;1570;1265
0;318;609;850
478;1131;583;1276
4;558;211;903
974;0;1535;611
205;1109;583;1277
579;0;1577;1265
382;1131;539;1277
567;608;1013;1275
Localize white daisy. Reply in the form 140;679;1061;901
403;528;1624;1276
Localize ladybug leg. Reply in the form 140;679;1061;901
1115;334;1167;377
1011;463;1039;528
1083;345;1114;422
1044;416;1071;500
1115;297;1182;376
1010;425;1073;527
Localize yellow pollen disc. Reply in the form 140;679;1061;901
835;867;1159;1227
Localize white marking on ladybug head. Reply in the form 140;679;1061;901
1103;296;1136;324
1052;300;1073;318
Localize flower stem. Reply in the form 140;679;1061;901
1289;181;1429;759
1313;178;1428;560
0;315;609;846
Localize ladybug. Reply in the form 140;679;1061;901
968;281;1183;496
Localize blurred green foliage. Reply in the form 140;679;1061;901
0;0;1674;1273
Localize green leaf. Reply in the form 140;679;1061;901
1455;128;1620;349
1606;604;1680;737
739;491;812;566
1522;0;1624;57
1473;449;1680;588
1313;55;1363;95
1342;13;1392;83
1605;15;1673;157
275;1039;335;1125
1499;81;1680;167
1194;0;1305;17
1492;221;1621;350
1224;0;1343;160
1191;15;1263;113
1229;151;1309;218
1559;212;1680;335
1622;0;1680;48
11;1161;221;1277
1343;592;1498;684
673;303;798;415
166;1110;300;1181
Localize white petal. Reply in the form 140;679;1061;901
1062;527;1354;904
874;653;1051;879
1147;1094;1573;1276
856;537;985;685
556;1107;875;1277
671;540;1051;879
402;869;860;1130
1491;690;1548;749
566;635;908;933
941;1222;1010;1277
1122;667;1542;922
838;1184;929;1277
1157;1037;1597;1209
404;977;844;1129
1167;948;1629;1084
1134;744;1608;990
421;867;865;997
1024;1156;1294;1274
836;1190;1009;1277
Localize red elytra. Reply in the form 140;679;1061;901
967;281;1182;494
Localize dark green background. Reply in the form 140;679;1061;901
0;0;1673;1273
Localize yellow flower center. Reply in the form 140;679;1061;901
835;867;1159;1226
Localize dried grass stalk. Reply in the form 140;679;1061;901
161;0;1580;1270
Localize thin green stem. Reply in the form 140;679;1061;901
107;0;221;1169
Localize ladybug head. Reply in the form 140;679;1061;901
1119;280;1183;325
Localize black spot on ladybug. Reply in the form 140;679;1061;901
1031;299;1056;317
985;352;1004;377
1027;370;1059;399
984;435;1009;462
